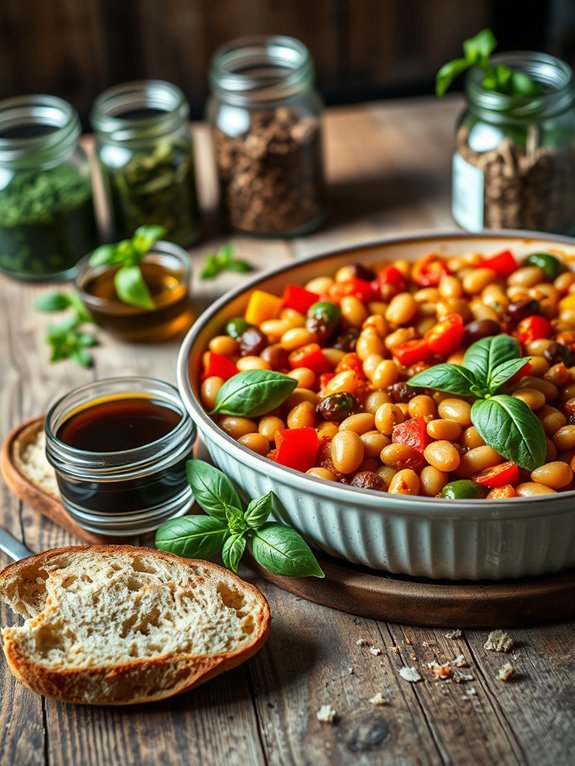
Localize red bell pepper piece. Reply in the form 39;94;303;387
473;461;519;488
482;249;518;278
517;315;552;344
509;360;532;383
202;351;238;381
289;343;331;375
319;372;336;392
283;284;320;313
329;278;379;303
392;416;430;454
335;352;366;379
411;254;448;287
424;313;465;356
274;427;320;472
378;265;406;300
392;338;431;366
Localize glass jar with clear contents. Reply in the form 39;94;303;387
208;35;327;237
452;52;575;233
91;81;202;247
0;95;98;281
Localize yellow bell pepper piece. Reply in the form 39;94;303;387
245;290;283;325
559;293;575;312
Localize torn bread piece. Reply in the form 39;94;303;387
0;545;270;705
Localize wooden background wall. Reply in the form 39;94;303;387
0;0;559;124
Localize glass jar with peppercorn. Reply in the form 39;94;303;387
0;95;98;281
207;35;327;237
91;80;202;247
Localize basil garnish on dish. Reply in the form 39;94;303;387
408;334;545;471
211;370;297;417
156;459;324;578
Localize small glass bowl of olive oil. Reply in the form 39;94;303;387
75;240;195;342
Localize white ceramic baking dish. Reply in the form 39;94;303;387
177;231;575;580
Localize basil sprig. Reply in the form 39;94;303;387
89;224;166;310
436;28;544;98
35;291;97;368
408;335;546;471
156;459;324;578
201;242;254;280
212;370;298;417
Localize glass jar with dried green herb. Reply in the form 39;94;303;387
91;81;202;247
0;95;98;281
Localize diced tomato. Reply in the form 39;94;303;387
412;254;448;287
473;462;520;488
392;338;431;366
487;484;518;499
289;343;331;375
378;265;406;300
482;249;518;278
335;352;365;379
509;360;532;383
274;428;320;472
282;284;320;313
329;278;379;303
319;372;336;392
517;315;552;344
201;352;238;381
392;416;430;454
424;313;465;356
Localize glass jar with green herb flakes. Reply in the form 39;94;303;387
91;81;201;246
453;52;575;234
0;95;98;281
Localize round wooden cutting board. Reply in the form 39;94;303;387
247;553;575;628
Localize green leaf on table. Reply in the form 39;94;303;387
488;357;531;392
244;492;274;529
221;535;247;573
201;253;222;280
155;515;229;559
471;395;546;471
34;292;74;312
250;523;324;578
217;242;235;265
114;265;155;310
212;370;298;417
186;459;243;523
226;260;254;273
71;348;93;368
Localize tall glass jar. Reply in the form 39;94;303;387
0;95;98;281
452;52;575;234
91;81;201;247
208;35;326;237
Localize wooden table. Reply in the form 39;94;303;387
1;97;574;766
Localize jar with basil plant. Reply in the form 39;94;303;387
0;95;98;281
91;81;202;247
437;29;575;234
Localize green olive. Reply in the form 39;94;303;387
440;480;487;500
226;317;253;339
317;392;358;422
306;301;341;340
524;252;565;280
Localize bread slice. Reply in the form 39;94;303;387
0;545;270;705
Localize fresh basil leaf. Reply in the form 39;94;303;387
463;28;497;64
68;293;93;323
408;363;482;396
71;347;93;368
75;332;97;347
471;395;546;471
114;265;155;310
226;260;254;273
217;242;235;265
510;71;544;97
34;292;73;312
250;523;324;578
244;491;274;529
131;225;166;256
493;64;513;91
201;254;221;280
155;515;229;558
225;504;248;536
89;244;123;267
489;357;531;392
221;535;247;573
212;370;298;417
463;334;520;382
435;57;471;97
186;459;243;523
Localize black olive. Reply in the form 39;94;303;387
386;382;416;403
544;340;575;367
239;327;267;356
348;263;377;282
333;327;359;351
260;343;289;370
350;471;384;490
317;392;359;422
507;298;541;322
465;318;501;342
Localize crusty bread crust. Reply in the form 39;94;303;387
0;545;270;705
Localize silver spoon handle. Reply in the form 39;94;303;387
0;528;34;562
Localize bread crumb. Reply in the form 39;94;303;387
369;692;386;706
347;666;354;675
453;669;474;683
356;638;368;647
498;662;516;682
445;629;462;639
466;686;477;696
316;705;337;724
404;638;412;645
485;630;514;653
399;666;422;683
369;646;382;656
389;645;400;654
427;661;453;680
17;430;59;497
453;654;468;668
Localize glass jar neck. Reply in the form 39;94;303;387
91;80;189;145
209;35;314;106
465;52;575;125
0;95;81;169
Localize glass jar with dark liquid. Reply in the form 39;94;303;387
45;377;196;536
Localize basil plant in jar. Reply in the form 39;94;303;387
437;29;575;234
